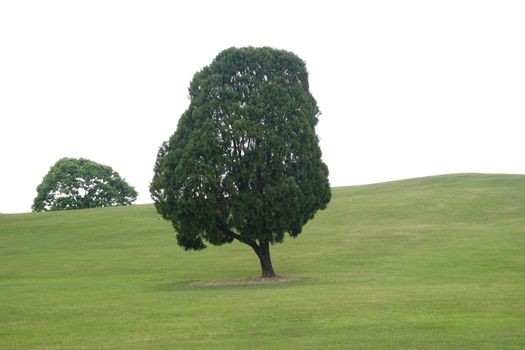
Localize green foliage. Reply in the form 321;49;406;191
150;47;331;257
32;157;137;211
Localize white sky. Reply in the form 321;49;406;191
1;1;524;213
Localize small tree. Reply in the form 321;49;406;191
32;157;137;212
150;47;331;277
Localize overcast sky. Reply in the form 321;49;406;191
1;1;524;213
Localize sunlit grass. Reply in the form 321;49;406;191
1;174;524;349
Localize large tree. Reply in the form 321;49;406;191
150;47;331;277
32;157;137;212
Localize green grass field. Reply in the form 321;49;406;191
1;174;524;349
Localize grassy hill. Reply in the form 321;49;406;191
1;174;524;349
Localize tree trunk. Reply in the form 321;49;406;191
252;240;276;278
228;231;277;278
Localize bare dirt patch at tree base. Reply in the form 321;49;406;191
190;276;300;287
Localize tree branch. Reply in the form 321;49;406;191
227;229;259;251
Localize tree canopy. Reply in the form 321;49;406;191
150;47;331;277
32;157;137;212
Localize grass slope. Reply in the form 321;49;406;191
1;174;524;349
